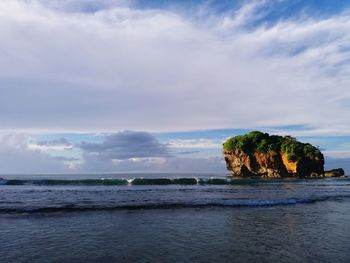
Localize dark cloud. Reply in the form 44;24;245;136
36;138;71;146
79;131;170;160
176;150;201;155
72;131;228;172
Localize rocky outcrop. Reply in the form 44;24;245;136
324;168;345;177
222;131;344;178
223;149;324;178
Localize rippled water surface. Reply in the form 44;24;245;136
0;174;349;262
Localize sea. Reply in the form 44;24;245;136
0;173;349;263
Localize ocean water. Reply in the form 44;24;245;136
0;173;350;263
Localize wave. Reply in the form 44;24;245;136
3;179;129;186
1;177;349;187
0;177;261;186
2;195;350;214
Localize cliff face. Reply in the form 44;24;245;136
222;131;328;178
223;149;324;178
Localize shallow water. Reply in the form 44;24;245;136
0;174;349;262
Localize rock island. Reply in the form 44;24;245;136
223;131;344;178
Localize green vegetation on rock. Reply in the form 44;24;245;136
223;131;322;161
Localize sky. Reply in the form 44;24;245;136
0;0;350;174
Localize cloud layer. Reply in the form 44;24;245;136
0;0;349;133
0;131;225;174
77;131;224;172
0;134;67;174
0;1;350;174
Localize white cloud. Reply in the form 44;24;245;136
0;0;349;133
0;134;70;174
167;139;221;149
28;144;73;152
79;155;225;173
28;137;74;152
324;150;350;159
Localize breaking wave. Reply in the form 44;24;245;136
0;177;262;186
1;177;348;187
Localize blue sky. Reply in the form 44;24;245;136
0;0;350;174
